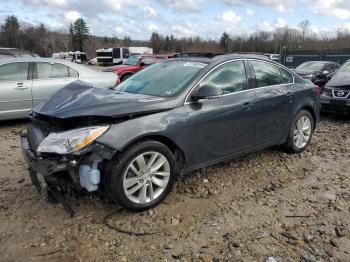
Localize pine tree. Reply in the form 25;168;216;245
1;15;20;47
220;32;231;53
72;18;89;51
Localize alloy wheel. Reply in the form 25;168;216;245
293;115;312;149
122;151;170;204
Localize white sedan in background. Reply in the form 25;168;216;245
0;58;119;120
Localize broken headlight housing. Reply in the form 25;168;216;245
37;126;109;155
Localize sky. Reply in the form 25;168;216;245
1;0;350;40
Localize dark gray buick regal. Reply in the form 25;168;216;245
21;54;320;212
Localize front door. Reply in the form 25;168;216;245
185;60;256;167
0;62;33;120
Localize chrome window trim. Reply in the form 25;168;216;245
184;58;295;105
0;62;31;83
34;62;80;80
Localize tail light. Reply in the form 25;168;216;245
315;85;321;94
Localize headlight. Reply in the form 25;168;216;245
37;126;109;155
305;74;314;79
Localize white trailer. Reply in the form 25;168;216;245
96;47;153;66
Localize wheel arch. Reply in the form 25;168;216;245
120;134;186;171
300;105;317;130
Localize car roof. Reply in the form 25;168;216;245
170;54;274;64
0;57;65;64
300;61;330;64
0;57;100;75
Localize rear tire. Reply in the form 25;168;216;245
104;140;177;211
283;110;314;153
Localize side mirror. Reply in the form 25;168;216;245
322;69;330;75
192;85;222;101
139;62;145;67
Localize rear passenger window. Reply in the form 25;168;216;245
37;63;78;79
280;68;293;84
0;62;29;82
69;68;79;77
251;61;282;87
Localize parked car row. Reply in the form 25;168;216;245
292;61;340;87
0;58;118;120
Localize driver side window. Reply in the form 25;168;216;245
199;61;247;95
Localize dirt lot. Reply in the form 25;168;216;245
0;115;349;262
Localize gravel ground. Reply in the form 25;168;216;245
0;115;349;262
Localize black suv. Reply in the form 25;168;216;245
321;59;350;114
293;61;340;87
21;55;321;212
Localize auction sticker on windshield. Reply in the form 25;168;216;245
184;62;207;68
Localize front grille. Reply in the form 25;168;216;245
322;87;333;97
332;89;350;99
27;120;53;151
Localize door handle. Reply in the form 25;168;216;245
14;84;29;90
242;102;252;110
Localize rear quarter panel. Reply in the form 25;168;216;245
282;81;320;142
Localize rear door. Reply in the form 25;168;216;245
32;62;79;107
0;62;33;120
248;60;295;146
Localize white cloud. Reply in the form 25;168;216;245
143;6;157;18
221;10;242;23
147;23;161;32
246;8;255;16
344;23;350;31
276;17;287;28
65;10;81;21
257;20;274;31
157;0;204;12
310;0;350;20
22;0;69;8
115;26;124;33
221;0;295;13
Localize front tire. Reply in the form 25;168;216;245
283;110;314;153
104;140;177;211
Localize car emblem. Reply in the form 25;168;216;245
336;91;345;97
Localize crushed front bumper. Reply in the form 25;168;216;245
21;134;79;216
21;134;73;178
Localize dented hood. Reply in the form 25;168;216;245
33;80;176;119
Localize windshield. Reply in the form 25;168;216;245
117;60;207;97
338;62;350;73
296;61;326;71
124;56;141;66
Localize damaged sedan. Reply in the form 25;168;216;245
21;55;320;213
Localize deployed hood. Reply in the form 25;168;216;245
326;72;350;88
33;80;176;120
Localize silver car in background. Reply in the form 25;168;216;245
0;58;119;120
